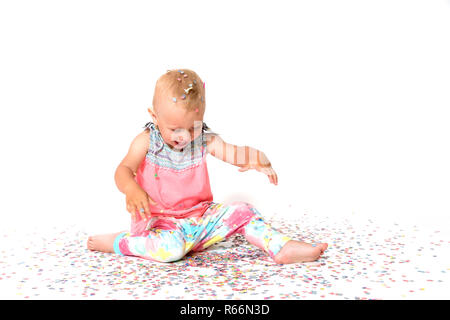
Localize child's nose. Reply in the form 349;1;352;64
173;129;190;142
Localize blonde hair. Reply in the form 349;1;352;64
152;68;205;114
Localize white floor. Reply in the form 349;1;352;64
0;211;449;300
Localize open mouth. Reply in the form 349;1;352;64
174;141;187;148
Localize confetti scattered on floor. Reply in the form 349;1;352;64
1;213;449;299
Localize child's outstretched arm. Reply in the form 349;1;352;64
206;134;278;185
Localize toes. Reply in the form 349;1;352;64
87;237;94;250
317;243;328;256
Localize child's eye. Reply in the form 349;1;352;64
170;127;200;132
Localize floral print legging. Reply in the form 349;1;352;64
113;201;292;263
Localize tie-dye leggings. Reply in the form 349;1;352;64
113;201;292;263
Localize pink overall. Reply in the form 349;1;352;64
113;122;292;262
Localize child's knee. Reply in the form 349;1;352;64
154;239;186;263
230;201;257;214
224;201;263;233
159;247;185;262
230;201;261;219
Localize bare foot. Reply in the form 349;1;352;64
273;240;328;264
87;231;126;253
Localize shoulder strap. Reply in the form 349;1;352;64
143;121;164;154
143;121;155;130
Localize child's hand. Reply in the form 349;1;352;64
238;152;278;185
125;184;157;221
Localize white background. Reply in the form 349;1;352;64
0;0;449;235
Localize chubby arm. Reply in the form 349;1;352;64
115;129;158;221
205;134;278;185
114;129;150;194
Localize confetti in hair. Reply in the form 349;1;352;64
155;69;205;112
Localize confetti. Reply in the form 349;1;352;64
1;214;448;300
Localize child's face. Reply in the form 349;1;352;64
148;101;204;151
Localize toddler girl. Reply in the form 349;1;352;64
87;68;328;264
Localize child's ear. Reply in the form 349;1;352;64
147;107;158;124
